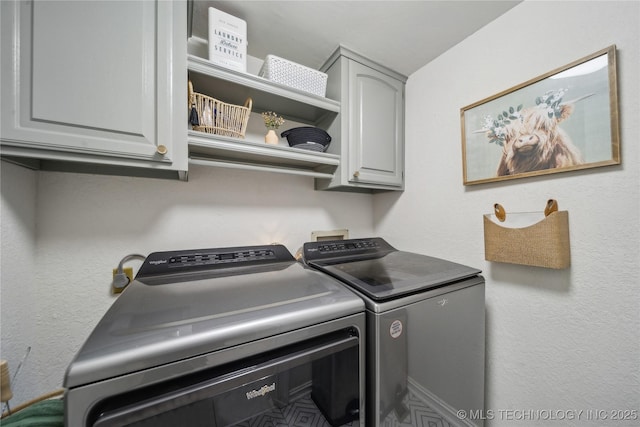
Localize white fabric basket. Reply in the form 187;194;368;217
259;55;328;97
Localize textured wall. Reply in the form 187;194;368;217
374;1;639;425
0;162;39;407
0;163;374;404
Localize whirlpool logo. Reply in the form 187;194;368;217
246;383;276;400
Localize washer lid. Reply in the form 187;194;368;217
65;245;363;388
304;238;481;301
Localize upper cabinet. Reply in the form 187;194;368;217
0;0;188;180
1;1;406;188
316;46;406;192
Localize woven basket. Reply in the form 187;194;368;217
188;80;252;138
483;200;570;269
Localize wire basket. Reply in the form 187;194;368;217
259;55;327;97
188;80;252;138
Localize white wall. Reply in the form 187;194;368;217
0;162;38;407
374;1;639;425
0;162;374;404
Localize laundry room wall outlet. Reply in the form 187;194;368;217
112;267;133;294
311;229;349;241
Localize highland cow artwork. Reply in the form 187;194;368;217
461;46;620;185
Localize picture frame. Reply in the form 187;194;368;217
460;45;620;185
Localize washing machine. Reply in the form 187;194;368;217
64;244;365;426
302;237;485;427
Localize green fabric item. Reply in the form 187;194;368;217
0;399;63;427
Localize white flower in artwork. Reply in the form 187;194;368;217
535;88;568;118
482;115;494;131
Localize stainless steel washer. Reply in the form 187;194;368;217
64;244;365;427
302;237;485;427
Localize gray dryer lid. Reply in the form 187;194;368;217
64;244;363;388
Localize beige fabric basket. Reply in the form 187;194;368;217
188;80;252;138
483;200;571;269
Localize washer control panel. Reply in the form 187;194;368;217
137;245;294;277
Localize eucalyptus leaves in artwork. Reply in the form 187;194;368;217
480;89;568;147
482;104;523;146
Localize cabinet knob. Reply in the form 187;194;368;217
156;145;168;155
353;170;360;178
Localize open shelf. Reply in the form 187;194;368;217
186;55;341;178
187;55;340;124
188;131;339;178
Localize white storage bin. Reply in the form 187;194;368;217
259;55;328;97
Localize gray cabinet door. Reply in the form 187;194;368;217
1;0;187;174
348;60;404;188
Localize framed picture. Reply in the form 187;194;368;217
460;45;620;185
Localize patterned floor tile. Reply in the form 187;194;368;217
235;395;355;427
382;390;454;427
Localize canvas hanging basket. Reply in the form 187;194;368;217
483;199;571;269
